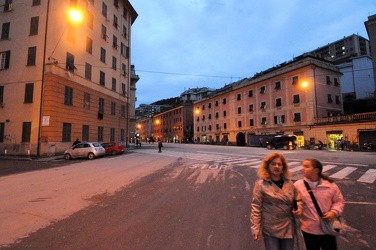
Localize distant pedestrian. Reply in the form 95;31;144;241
158;141;163;153
72;138;81;146
259;138;263;147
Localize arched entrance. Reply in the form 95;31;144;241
236;132;246;146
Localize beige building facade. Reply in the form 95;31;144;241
0;0;138;156
193;55;376;150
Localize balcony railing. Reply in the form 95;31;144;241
314;112;376;125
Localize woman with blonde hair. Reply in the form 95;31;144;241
251;152;302;250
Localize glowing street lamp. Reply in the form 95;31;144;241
301;81;308;88
68;9;83;23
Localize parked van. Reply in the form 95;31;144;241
266;135;297;150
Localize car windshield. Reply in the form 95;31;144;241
93;143;102;147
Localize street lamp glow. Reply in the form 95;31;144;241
301;81;308;88
69;9;83;23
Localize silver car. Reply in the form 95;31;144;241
64;142;106;160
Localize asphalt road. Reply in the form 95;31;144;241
0;144;375;250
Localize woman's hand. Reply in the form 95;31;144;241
322;211;337;221
253;234;261;241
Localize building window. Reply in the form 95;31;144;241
100;48;106;63
24;83;34;103
0;86;4;105
237;121;242;128
274;115;285;124
1;22;10;40
248;90;253;97
62;123;71;142
0;51;10;70
215;112;218;118
222;98;226;104
86;37;92;54
223;110;227;117
111;101;116;115
99;98;104;113
99;71;105;86
112;78;116;91
22;122;32;142
328;94;333;103
121;63;126;76
237;107;241;114
0;122;4;142
249;119;254;126
110;128;115;141
64;86;73;105
122;25;127;38
275;98;282;107
208;114;212;120
120;129;125;141
3;0;12;12
84;92;90;109
121;105;125;117
101;25;107;40
82;125;89;141
294;113;301;122
98;126;104;142
260;86;266;94
87;11;93;30
27;47;37;66
32;0;41;6
293;94;300;104
260;101;266;109
326;76;332;85
30;16;39;35
249;104;254;112
335;95;341;104
101;2;107;18
121;43;129;58
123;6;128;19
114;0;119;8
334;78;340;86
237;93;241;100
113;35;118;49
208;103;212;108
223;123;227;129
113;15;118;28
112;56;117;70
84;63;92;80
121;83;126;95
261;117;267;125
275;81;281;90
292;76;299;85
66;52;76;71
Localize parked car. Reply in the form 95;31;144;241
266;135;297;150
64;142;105;160
101;141;125;155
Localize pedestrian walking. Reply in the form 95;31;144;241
158;140;163;153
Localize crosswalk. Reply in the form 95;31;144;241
136;149;376;184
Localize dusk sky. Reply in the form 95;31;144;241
131;1;376;106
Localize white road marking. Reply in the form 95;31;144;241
329;167;357;179
357;169;376;184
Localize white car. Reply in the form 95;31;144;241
64;142;106;160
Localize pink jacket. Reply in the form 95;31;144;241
294;178;345;235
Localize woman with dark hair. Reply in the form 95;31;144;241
250;153;302;250
294;158;345;250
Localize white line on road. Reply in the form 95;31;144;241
357;169;376;183
329;167;357;179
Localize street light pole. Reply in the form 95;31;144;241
37;0;50;157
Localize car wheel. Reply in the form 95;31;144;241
266;145;272;149
64;153;72;160
88;152;95;160
111;150;117;156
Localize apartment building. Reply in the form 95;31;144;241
309;34;374;99
152;103;194;143
365;14;376;95
0;0;139;156
194;54;346;148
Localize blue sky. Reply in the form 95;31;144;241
131;0;376;105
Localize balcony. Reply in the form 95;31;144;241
314;112;376;125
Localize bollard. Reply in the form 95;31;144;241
4;146;7;157
28;147;30;158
